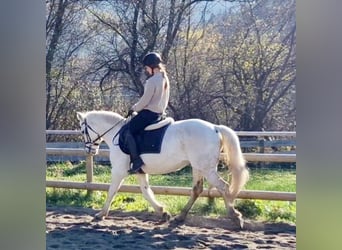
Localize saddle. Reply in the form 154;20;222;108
117;117;174;155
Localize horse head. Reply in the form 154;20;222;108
76;111;125;155
76;112;102;155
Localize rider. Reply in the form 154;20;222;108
126;52;170;174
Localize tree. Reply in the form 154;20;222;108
46;0;96;129
166;0;295;131
212;0;296;130
84;0;218;108
45;0;296;132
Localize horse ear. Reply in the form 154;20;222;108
76;112;85;121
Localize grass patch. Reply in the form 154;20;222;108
46;162;296;223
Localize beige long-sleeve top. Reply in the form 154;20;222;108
132;72;170;114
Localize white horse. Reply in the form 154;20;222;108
76;110;249;227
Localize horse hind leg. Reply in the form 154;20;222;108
205;169;244;228
136;174;171;221
175;169;204;222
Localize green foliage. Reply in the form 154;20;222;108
46;189;95;208
235;199;296;222
236;200;263;219
261;201;296;222
46;163;296;223
245;168;296;192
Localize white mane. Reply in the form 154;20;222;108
84;110;124;123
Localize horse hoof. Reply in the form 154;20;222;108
228;209;244;229
236;218;244;229
226;216;244;229
161;212;171;222
94;212;105;220
174;215;186;223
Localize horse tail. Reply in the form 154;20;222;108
216;125;249;198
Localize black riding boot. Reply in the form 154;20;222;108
125;131;145;174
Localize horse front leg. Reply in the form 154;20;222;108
95;167;127;220
136;174;171;221
175;170;203;222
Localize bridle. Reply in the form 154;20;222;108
81;118;124;152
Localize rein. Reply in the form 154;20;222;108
82;118;125;146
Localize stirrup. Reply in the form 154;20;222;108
128;166;145;174
128;159;145;174
128;167;144;174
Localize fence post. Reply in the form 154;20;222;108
86;155;94;195
258;139;265;153
258;139;265;167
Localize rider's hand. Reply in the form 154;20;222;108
126;109;134;118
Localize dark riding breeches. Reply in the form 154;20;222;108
128;109;161;135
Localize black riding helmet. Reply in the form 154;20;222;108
142;52;162;68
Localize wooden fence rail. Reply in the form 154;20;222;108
46;130;296;201
46;148;296;162
45;180;295;201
